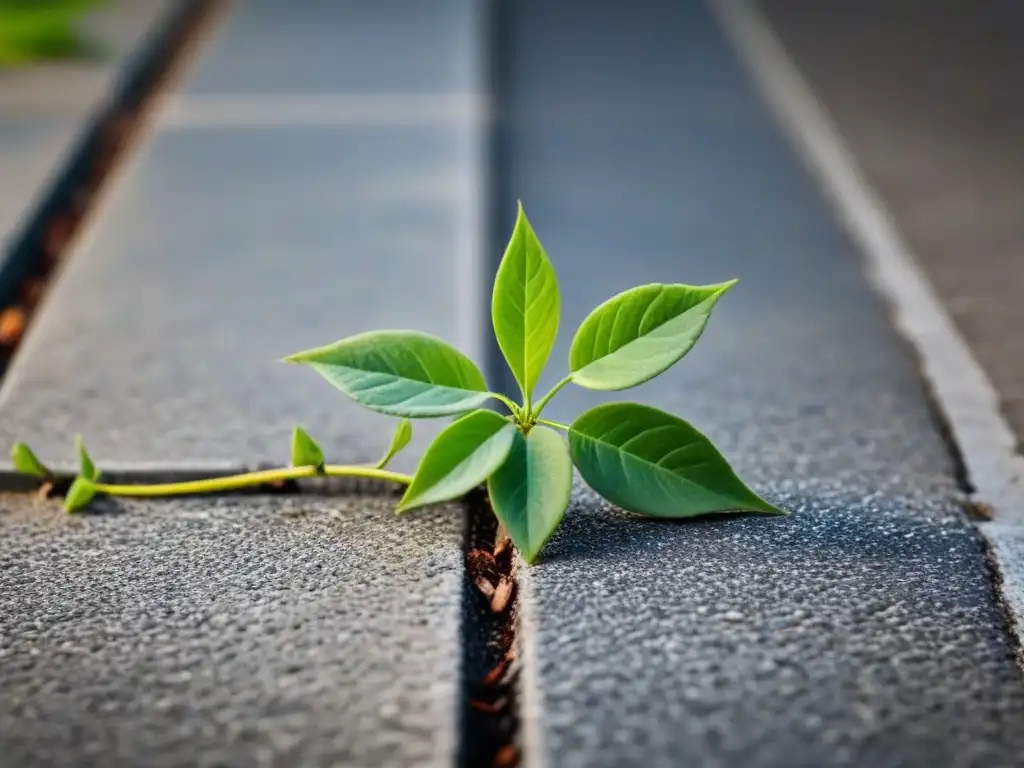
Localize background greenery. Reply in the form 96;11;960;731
0;0;106;67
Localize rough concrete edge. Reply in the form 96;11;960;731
707;0;1024;664
979;522;1024;660
514;555;549;768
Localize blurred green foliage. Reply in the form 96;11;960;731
0;0;108;68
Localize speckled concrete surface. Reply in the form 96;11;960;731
521;488;1024;768
501;1;1024;765
0;494;462;767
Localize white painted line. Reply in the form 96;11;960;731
158;93;492;129
709;0;1024;523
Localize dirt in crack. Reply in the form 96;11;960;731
459;488;521;768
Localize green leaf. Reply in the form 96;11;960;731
291;426;325;470
76;435;99;481
285;330;490;418
397;410;516;512
64;476;96;513
487;426;573;564
10;442;49;477
491;202;561;403
376;418;413;469
569;281;736;390
568;402;784;518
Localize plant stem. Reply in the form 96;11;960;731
92;464;412;498
537;418;570;432
490;392;522;419
531;374;573;419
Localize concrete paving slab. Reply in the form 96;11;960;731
498;1;1024;765
0;0;486;471
0;493;462;768
0;124;480;471
180;0;480;96
757;0;1024;452
0;118;81;244
0;0;177;258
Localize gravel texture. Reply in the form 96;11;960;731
0;494;463;768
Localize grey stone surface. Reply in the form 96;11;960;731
0;118;82;245
0;493;463;767
180;0;481;96
0;126;481;472
501;1;1024;766
0;0;176;255
758;0;1024;451
0;1;485;472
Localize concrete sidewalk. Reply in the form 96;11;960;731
0;0;178;299
1;1;1023;767
496;1;1024;765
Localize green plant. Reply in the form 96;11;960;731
0;0;107;68
10;203;784;563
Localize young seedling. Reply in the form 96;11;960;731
9;203;784;563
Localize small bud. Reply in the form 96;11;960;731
376;418;412;469
11;442;49;477
75;435;100;481
290;426;325;472
64;476;96;513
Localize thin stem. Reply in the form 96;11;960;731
93;464;412;498
537;418;570;432
531;374;573;420
490;392;522;419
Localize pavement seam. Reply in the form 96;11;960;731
710;0;1024;670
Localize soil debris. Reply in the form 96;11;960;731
482;651;514;687
490;576;514;614
468;547;499;582
34;481;54;502
493;525;511;558
475;576;496;600
470;698;507;715
494;745;518;768
0;307;26;346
